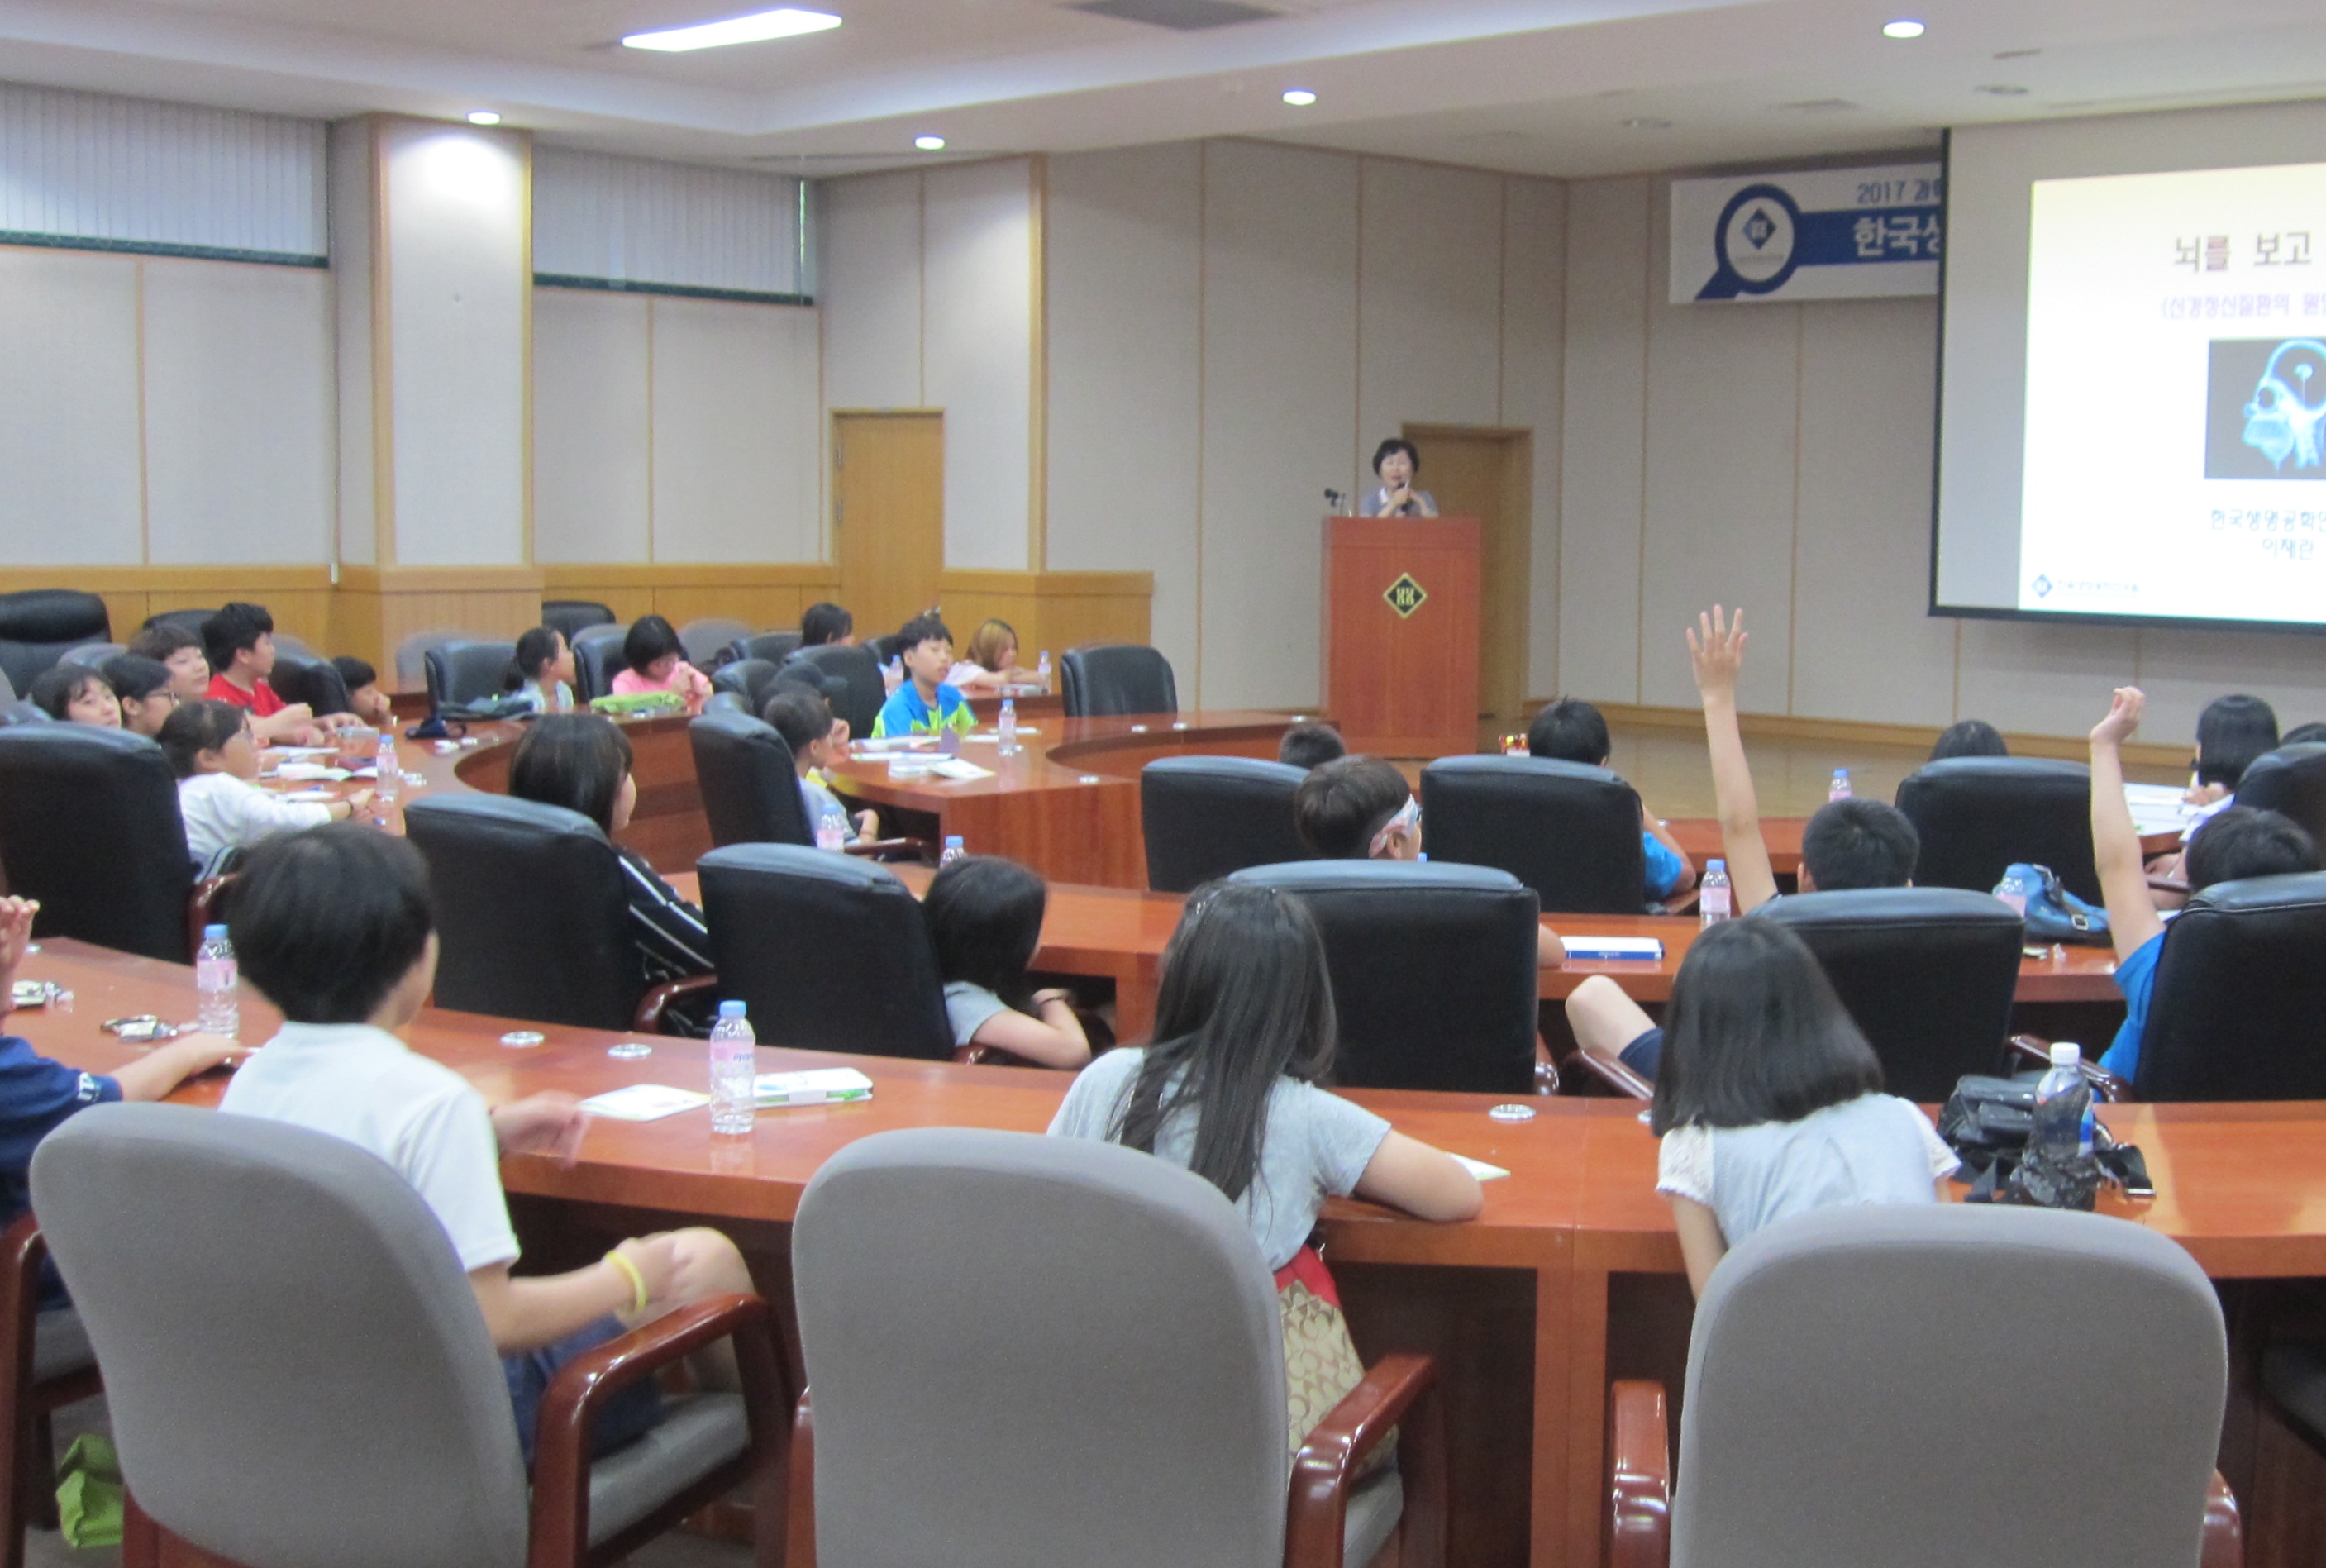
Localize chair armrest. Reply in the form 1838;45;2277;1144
185;874;237;963
1657;888;1700;918
2202;1470;2241;1568
1534;1057;1561;1096
952;1043;1049;1069
528;1294;778;1568
1609;1380;1671;1568
842;836;927;860
2147;875;2191;898
632;972;718;1035
2009;1034;2132;1102
1284;1352;1440;1568
784;1392;818;1568
1565;1050;1653;1101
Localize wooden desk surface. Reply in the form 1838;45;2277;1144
16;937;2321;1568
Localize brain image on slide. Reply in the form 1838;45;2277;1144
2217;338;2326;476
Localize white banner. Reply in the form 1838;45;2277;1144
1669;164;1943;304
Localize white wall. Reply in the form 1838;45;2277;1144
1554;169;2326;741
531;286;822;564
1045;138;1567;709
0;244;332;566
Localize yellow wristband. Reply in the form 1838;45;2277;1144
603;1249;650;1317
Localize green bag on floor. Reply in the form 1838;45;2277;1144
55;1432;123;1549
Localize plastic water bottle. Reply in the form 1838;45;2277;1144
1828;768;1852;802
708;1002;756;1137
998;698;1018;755
940;835;965;866
1699;859;1732;927
1036;651;1051;689
1993;867;2033;917
195;925;239;1039
374;732;400;805
2031;1043;2095;1163
815;800;850;852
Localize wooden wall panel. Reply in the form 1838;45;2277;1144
937;569;1153;666
541;564;843;641
334;565;546;686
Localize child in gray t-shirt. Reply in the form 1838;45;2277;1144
1045;883;1481;1269
1649;919;1957;1297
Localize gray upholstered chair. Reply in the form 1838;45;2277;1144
788;1127;1444;1568
54;643;126;670
679;618;752;671
1607;1203;2241;1568
30;1103;784;1568
394;630;466;692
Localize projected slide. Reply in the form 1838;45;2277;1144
2019;160;2326;621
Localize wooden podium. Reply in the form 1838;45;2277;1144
1321;514;1479;759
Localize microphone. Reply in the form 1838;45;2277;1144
1323;488;1348;513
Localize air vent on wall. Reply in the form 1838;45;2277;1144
1070;0;1280;31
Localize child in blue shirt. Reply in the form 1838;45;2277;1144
2087;686;2317;1082
871;612;977;739
0;895;243;1301
1524;698;1697;904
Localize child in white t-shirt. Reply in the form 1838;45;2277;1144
161;699;373;865
1648;918;1958;1297
217;825;756;1466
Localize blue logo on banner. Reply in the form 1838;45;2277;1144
1697;182;1942;301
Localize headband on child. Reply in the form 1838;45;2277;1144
1369;795;1420;858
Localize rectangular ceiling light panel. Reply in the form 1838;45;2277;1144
622;7;841;51
1069;0;1280;31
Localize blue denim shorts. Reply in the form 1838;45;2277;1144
503;1313;665;1469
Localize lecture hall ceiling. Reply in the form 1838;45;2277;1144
0;0;2320;175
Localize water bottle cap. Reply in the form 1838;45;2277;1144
719;1000;746;1019
203;924;227;939
2050;1042;2081;1067
1832;768;1847;778
945;835;964;847
1708;859;1724;870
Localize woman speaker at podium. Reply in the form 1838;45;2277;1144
1367;438;1438;517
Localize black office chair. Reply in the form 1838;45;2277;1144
1752;889;2025;1103
703;692;749;717
540;600;616;643
711;659;783;717
572;624;632;703
268;653;354;718
138;608;215;637
1229;861;1542;1094
2235;744;2326;849
696;845;954;1060
55;643;125;670
0;727;192;963
422;641;517;711
690;713;813;851
1140;757;1310;894
728;631;801;669
784;644;885;740
0;592;109;699
1895;757;2100;903
1421;755;1653;914
2117;871;2326;1101
679;619;751;672
865;633;903;665
1061;644;1177;719
403;795;710;1033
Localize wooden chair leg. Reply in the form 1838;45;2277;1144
24;1413;55;1532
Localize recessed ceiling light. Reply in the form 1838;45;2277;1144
1282;88;1318;106
1622;116;1674;130
1882;18;1925;38
466;110;502;125
622;7;841;51
914;135;946;150
1975;83;2028;96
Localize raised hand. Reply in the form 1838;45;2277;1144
0;898;36;1001
2090;685;2146;748
1687;606;1748;699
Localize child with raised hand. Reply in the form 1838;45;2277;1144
924;856;1090;1070
0;894;242;1293
162;699;374;865
871;612;977;739
27;665;120;728
2088;686;2318;1082
762;687;879;846
1049;882;1480;1446
218;826;755;1466
610;615;713;716
1652;918;1959;1297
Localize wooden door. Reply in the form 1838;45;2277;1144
1403;426;1532;734
833;412;944;642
